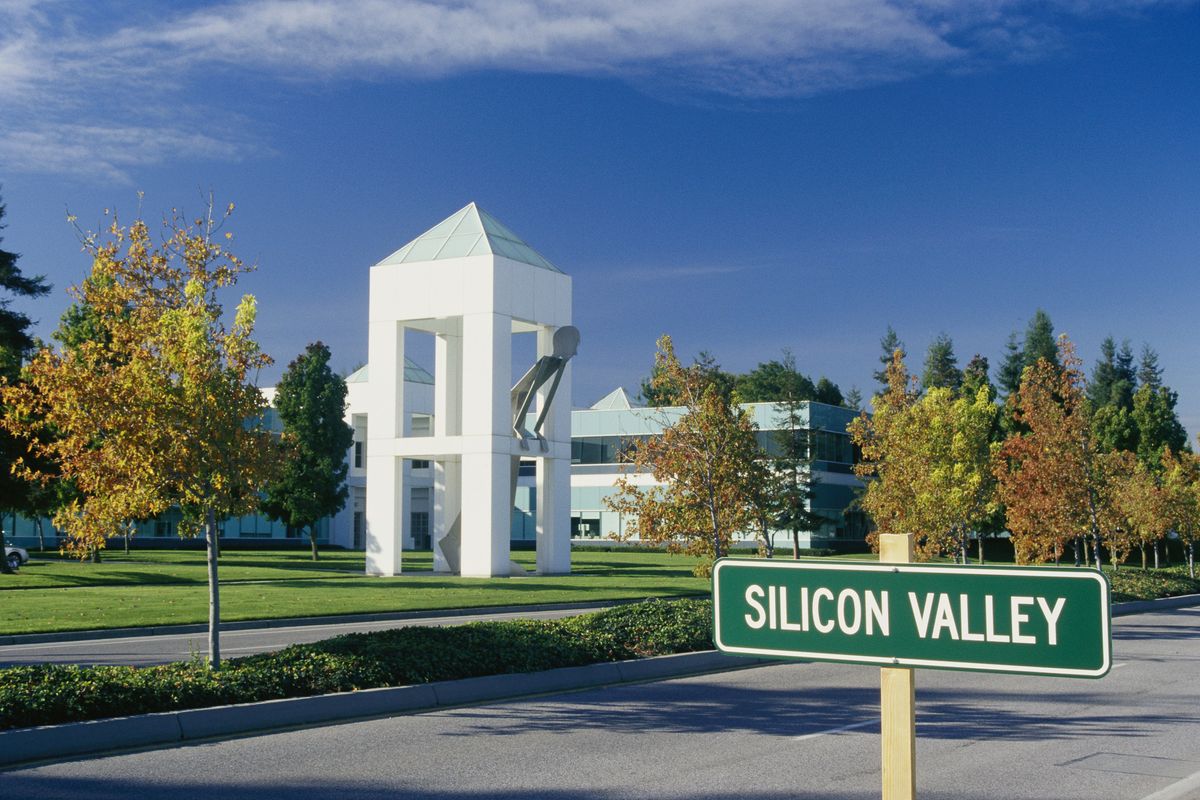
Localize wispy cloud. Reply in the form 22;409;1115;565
1;0;1191;178
605;264;755;281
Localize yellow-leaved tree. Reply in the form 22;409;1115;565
2;200;277;668
848;349;998;561
604;335;767;576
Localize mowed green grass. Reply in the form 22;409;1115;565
0;550;710;635
1;547;1193;636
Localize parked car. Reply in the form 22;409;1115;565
5;545;28;571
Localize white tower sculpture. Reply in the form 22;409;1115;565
364;203;574;578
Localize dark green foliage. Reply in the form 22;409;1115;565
1088;337;1122;409
735;352;816;403
997;332;1024;396
639;350;735;406
961;355;995;402
843;386;863;412
813;377;843;406
1137;344;1162;390
0;193;51;572
0;599;714;731
873;326;904;393
1133;384;1188;470
921;333;962;392
261;342;355;557
0;195;51;382
1092;404;1138;453
1022;309;1057;369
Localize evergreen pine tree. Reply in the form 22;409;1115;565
1088;336;1119;408
1137;344;1163;390
997;332;1024;396
843;386;863;412
874;326;905;394
1021;309;1058;368
814;377;843;406
961;354;996;402
921;332;962;392
0;193;51;572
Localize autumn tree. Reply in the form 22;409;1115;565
850;350;997;561
606;335;765;575
994;337;1110;566
3;201;276;668
262;342;354;561
1110;451;1169;570
1162;449;1200;578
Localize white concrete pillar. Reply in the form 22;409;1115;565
365;455;405;576
365;320;406;574
536;456;571;574
434;324;463;438
460;451;511;577
433;457;461;573
457;312;511;576
535;325;571;574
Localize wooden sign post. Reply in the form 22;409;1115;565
879;533;916;800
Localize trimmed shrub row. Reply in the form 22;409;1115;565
0;598;713;732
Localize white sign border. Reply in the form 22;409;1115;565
712;559;1112;678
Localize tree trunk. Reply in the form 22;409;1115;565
206;508;221;670
1140;544;1147;571
310;525;320;561
35;517;45;552
1189;541;1195;580
1093;535;1103;570
977;534;985;565
1073;537;1082;568
792;530;800;560
1153;540;1160;570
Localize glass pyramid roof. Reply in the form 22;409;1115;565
345;359;434;386
590;387;638;410
377;203;561;273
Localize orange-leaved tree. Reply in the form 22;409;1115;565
994;336;1113;565
604;334;766;576
2;200;276;668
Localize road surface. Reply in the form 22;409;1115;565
4;605;1198;799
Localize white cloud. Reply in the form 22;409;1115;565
0;0;1191;178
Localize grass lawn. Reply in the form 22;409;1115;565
0;550;710;635
1;548;1194;636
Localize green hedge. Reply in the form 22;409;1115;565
0;598;713;731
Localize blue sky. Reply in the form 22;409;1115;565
1;0;1198;432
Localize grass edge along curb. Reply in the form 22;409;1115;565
0;650;770;770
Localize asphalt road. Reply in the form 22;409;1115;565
5;606;1199;799
0;606;614;667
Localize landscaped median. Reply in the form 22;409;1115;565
0;598;713;733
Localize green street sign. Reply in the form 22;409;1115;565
712;559;1111;678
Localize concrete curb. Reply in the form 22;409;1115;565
1111;592;1200;617
0;597;690;647
0;650;768;770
